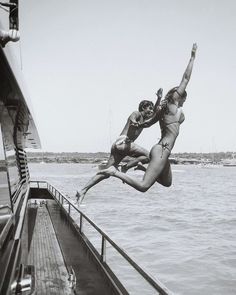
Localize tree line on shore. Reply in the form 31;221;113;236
26;151;235;164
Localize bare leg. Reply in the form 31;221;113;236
76;153;122;204
76;174;109;204
156;160;172;187
121;143;149;173
98;145;170;192
121;155;149;172
134;162;147;172
134;160;172;187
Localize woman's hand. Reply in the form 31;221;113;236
191;43;197;58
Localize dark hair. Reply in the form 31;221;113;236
165;87;187;103
138;100;154;112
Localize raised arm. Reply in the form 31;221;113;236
153;88;163;112
175;43;197;97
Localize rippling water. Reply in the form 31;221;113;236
29;163;236;295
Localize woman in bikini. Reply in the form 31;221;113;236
98;43;197;192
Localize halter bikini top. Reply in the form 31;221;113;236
158;107;185;157
162;107;185;126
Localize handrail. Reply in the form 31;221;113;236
30;180;172;295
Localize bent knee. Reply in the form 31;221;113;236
163;180;172;187
139;184;150;192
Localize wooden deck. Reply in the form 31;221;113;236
27;198;118;295
28;202;73;295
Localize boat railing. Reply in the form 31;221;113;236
30;180;172;295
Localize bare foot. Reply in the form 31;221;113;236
97;166;117;176
75;190;86;205
134;162;146;172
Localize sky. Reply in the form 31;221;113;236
3;0;236;153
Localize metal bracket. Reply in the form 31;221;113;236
11;264;35;295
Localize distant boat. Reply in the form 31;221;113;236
223;161;236;167
98;160;108;170
222;155;236;167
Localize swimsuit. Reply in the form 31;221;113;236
112;135;133;155
114;135;132;146
158;108;185;157
158;142;172;157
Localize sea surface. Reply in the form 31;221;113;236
29;163;236;295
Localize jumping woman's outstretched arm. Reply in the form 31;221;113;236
175;43;197;97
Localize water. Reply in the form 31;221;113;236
29;163;236;295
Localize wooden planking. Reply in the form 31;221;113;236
28;203;73;295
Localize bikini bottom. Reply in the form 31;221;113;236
157;142;171;158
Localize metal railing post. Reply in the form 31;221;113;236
79;214;83;234
101;236;106;263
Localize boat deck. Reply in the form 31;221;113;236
28;202;72;295
27;198;118;295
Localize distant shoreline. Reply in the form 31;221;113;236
26;151;235;165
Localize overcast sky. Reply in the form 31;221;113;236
8;0;236;153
